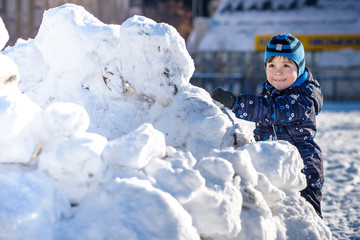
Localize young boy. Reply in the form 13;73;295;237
211;34;324;218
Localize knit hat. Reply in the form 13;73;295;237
264;33;305;78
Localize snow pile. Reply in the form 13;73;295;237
1;4;332;240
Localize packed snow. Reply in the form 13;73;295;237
0;3;338;240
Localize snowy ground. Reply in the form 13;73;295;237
318;102;360;240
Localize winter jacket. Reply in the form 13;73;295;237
232;69;323;190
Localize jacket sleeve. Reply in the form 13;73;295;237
232;92;315;125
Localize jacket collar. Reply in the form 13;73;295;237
290;69;309;88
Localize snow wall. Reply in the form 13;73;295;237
0;4;331;240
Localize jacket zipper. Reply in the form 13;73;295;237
270;124;277;141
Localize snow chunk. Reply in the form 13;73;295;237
152;85;231;158
210;147;258;186
17;3;122;107
61;177;200;240
221;122;255;149
238;181;280;240
196;156;234;186
102;123;166;169
38;133;107;184
35;4;115;73
242;141;307;193
119;15;195;106
186;156;242;239
256;172;286;207
144;150;205;204
38;133;107;202
184;185;242;239
42;102;90;138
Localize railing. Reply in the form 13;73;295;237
191;51;360;101
190;72;360;101
317;75;360;101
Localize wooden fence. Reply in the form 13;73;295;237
0;0;142;46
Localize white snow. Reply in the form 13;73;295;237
103;123;166;169
243;141;308;194
1;3;354;239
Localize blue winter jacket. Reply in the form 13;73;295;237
232;69;323;189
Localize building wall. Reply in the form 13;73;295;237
0;0;142;46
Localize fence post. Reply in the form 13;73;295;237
97;0;105;22
16;0;22;39
1;0;7;21
332;77;338;101
29;0;35;37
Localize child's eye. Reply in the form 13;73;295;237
268;64;275;68
284;64;290;68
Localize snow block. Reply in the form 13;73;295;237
61;177;200;240
119;15;195;106
242;141;307;193
102;123;166;169
42;102;90;138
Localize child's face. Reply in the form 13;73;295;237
266;56;298;90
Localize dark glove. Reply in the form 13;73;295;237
211;88;235;109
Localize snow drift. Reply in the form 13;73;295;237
1;4;332;240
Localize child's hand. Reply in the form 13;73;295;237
210;88;235;109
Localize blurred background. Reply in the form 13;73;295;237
1;0;359;101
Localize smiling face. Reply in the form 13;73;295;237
266;56;298;91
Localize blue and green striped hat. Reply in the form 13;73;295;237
264;33;305;78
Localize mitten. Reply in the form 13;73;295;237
210;88;235;109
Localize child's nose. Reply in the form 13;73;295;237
275;68;283;74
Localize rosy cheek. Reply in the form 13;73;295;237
266;74;271;81
266;70;272;78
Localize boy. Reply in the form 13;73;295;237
211;34;324;218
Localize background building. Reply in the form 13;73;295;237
187;0;360;100
0;0;143;45
0;0;199;46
